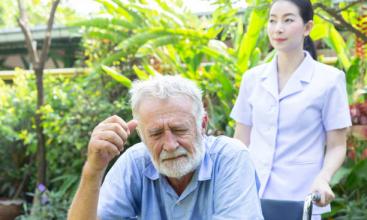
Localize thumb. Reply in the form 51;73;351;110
127;119;138;134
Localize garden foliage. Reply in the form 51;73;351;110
1;0;367;218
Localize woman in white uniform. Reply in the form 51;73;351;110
230;0;351;218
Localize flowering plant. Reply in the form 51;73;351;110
347;101;367;161
350;101;367;125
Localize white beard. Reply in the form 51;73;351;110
151;135;205;178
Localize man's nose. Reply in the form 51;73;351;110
162;130;178;152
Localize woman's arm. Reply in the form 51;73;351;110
311;128;347;207
233;122;252;147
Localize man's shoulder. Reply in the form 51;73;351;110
124;142;149;155
114;142;151;170
205;135;249;158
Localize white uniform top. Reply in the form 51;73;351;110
231;52;351;214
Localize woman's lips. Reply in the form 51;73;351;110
273;38;287;43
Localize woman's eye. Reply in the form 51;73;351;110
285;18;294;23
268;19;275;24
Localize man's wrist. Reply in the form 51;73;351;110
82;162;106;184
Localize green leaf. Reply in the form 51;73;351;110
330;166;351;186
237;6;268;73
101;65;132;88
345;159;367;190
328;25;351;69
310;19;329;41
95;0;118;15
133;65;149;80
142;64;160;76
346;58;361;95
201;46;235;65
137;36;181;56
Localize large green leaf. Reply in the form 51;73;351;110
330;166;351;186
328;25;351;69
310;16;329;41
137;36;182;56
237;6;268;73
346;58;361;96
95;0;119;15
345;159;367;190
101;65;132;88
117;28;208;52
133;65;149;80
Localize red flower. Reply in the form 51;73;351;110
347;149;356;160
359;103;367;115
360;116;367;125
361;148;367;160
350;104;360;117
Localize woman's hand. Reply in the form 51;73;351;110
310;176;335;207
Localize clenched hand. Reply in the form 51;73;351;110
86;115;138;173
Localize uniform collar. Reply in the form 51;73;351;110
143;143;213;181
260;51;315;100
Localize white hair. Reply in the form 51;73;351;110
130;75;205;124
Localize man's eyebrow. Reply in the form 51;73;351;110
148;127;163;134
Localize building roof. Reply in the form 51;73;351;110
0;26;82;55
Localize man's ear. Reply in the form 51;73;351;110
201;113;208;134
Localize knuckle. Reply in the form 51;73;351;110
112;123;122;132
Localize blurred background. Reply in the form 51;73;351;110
0;0;366;219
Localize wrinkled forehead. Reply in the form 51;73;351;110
144;111;197;130
137;96;197;127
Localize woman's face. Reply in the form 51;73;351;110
267;0;312;53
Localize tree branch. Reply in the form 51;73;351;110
314;2;367;43
336;0;365;13
17;0;39;66
39;0;60;70
315;12;335;24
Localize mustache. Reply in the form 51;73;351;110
160;146;188;160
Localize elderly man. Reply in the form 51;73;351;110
68;75;263;220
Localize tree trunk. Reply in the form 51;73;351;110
35;69;46;186
16;1;60;208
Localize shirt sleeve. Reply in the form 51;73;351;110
212;141;264;220
97;151;141;220
230;72;253;126
322;71;352;131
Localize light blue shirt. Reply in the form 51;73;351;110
231;52;351;214
97;135;263;220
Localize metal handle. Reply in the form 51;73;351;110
312;192;321;202
302;192;321;220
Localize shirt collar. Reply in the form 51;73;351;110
143;140;213;181
261;50;315;83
